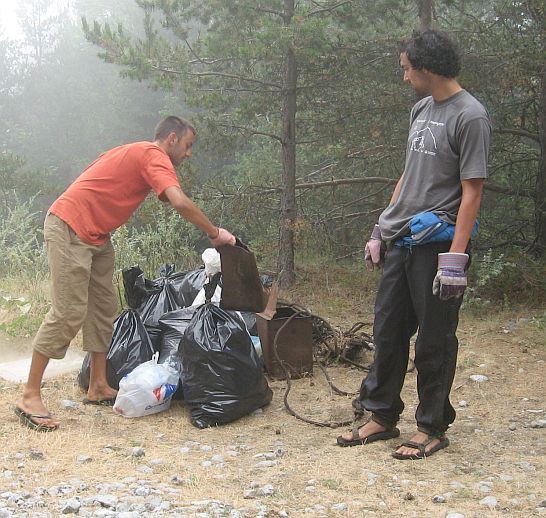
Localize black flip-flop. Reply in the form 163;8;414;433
392;436;450;460
83;398;116;406
337;424;400;447
15;406;59;432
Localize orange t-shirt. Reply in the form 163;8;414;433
50;142;180;246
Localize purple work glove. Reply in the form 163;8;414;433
364;224;386;271
432;252;469;300
208;227;236;247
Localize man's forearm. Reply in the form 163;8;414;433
389;173;405;206
450;178;484;253
164;186;218;237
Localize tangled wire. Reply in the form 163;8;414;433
272;302;376;428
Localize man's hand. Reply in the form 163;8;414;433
208;227;236;247
364;224;386;271
432;252;469;300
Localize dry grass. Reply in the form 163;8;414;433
0;266;545;517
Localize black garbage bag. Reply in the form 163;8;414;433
157;306;199;400
177;267;208;307
77;309;155;390
239;311;258;336
135;264;193;350
179;303;273;428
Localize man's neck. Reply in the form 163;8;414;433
430;77;462;102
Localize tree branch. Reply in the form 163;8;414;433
308;1;352;17
495;127;540;143
216;123;282;142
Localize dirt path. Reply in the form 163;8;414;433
0;308;544;517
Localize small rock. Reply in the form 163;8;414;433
458;400;468;408
243;484;275;498
251;408;264;416
432;495;446;503
446;513;465;518
61;497;81;514
509;423;517;431
254;460;278;468
479;496;498;509
62;400;78;409
95;495;118;508
538;499;546;508
200;445;213;452
131;447;145;458
134;486;151;497
365;471;379;486
331;503;348;511
76;455;92;464
529;420;546;429
470;374;489;382
29;449;44;460
403;492;414;501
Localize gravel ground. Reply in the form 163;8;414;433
0;309;545;518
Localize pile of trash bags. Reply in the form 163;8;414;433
78;249;273;428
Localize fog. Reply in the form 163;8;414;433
0;0;179;206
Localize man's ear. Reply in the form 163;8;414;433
167;132;178;145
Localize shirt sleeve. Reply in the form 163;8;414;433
141;148;181;201
458;116;492;180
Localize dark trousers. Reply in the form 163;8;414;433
357;241;463;436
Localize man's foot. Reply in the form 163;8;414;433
86;384;118;404
392;431;449;460
15;395;60;430
336;419;400;447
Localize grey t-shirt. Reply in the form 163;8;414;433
379;89;492;242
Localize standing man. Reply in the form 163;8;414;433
15;116;236;431
337;30;491;459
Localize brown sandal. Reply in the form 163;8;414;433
392;435;449;460
336;419;400;447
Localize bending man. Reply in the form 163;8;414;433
15;116;236;431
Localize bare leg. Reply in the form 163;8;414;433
86;352;118;402
17;350;60;427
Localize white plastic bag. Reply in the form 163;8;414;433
192;248;223;306
113;352;179;418
202;248;221;277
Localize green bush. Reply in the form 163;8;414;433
0;192;47;279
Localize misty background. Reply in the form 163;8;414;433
0;0;544;299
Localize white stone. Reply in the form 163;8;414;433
470;374;489;382
479;496;498;509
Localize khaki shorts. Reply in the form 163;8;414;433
33;213;118;359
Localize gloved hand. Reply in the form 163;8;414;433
208;227;236;247
432;252;469;300
364;224;386;271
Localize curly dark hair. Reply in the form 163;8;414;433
398;29;460;78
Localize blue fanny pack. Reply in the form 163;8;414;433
394;211;478;248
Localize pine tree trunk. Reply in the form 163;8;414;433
278;0;297;287
535;63;546;256
418;0;433;30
